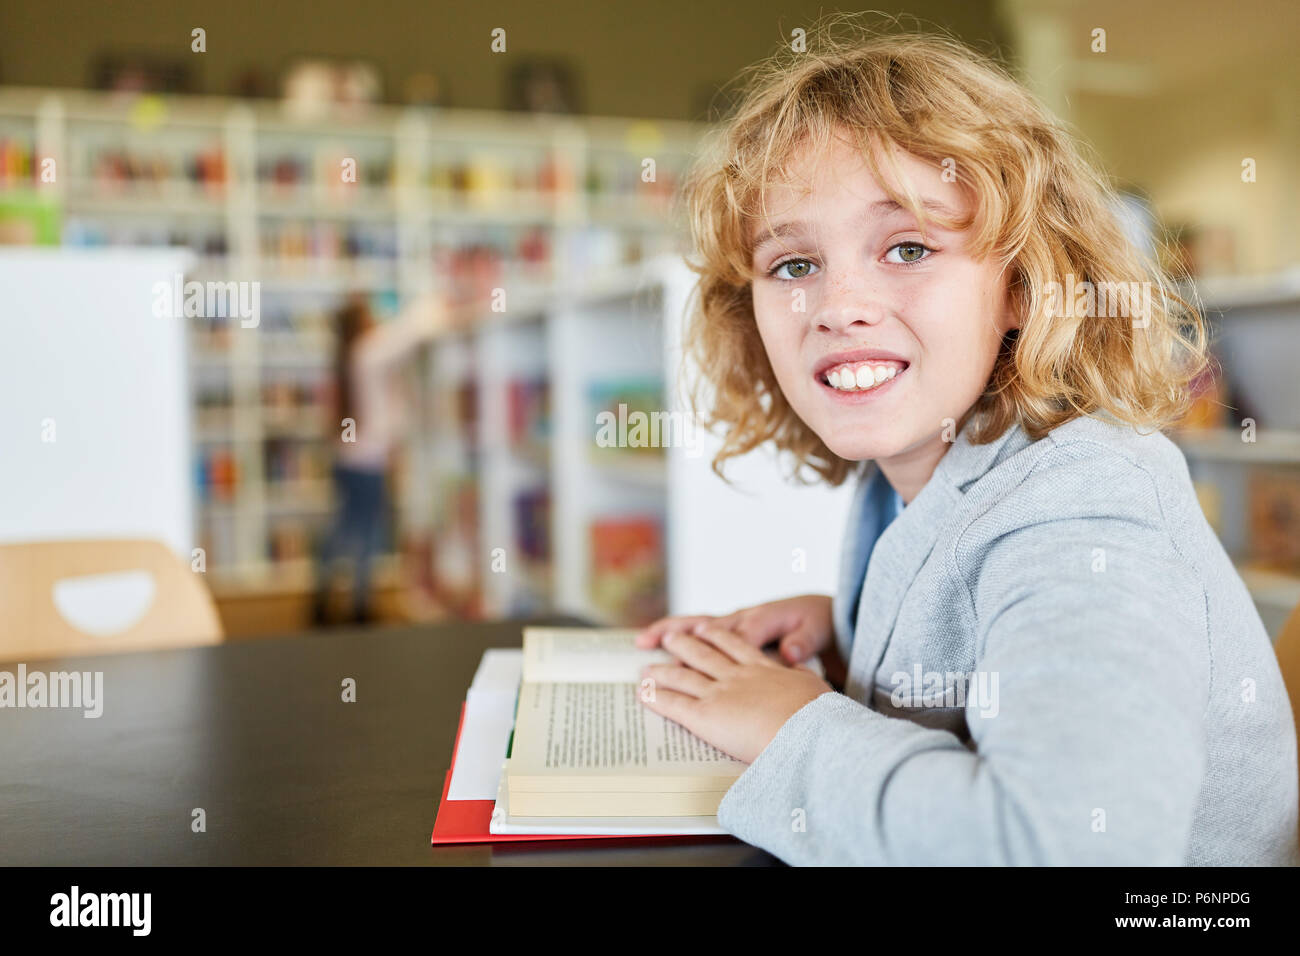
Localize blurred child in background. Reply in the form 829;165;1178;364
311;292;450;626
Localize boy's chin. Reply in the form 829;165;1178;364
820;435;905;463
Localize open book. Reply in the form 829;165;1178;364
500;626;819;822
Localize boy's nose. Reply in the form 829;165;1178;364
812;269;891;331
813;299;890;333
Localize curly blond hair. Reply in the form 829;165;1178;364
678;15;1208;487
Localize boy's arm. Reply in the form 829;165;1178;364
717;460;1209;865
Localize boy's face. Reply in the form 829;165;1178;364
749;134;1017;479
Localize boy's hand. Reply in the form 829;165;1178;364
640;621;833;764
635;594;835;666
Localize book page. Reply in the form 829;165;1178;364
508;680;745;791
521;627;673;684
521;625;825;683
489;766;728;834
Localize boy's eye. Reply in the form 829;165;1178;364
770;258;817;280
886;242;933;265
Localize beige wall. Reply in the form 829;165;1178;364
1001;0;1300;276
1073;68;1299;277
5;0;1293;275
0;1;1008;121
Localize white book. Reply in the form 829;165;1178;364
488;762;728;836
489;626;821;825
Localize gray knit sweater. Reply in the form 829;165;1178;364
716;414;1300;865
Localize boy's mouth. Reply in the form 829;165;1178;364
815;358;909;394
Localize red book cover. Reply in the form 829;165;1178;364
431;700;618;845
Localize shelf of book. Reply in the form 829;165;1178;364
0;89;705;617
420;254;690;625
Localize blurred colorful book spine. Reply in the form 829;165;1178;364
587;378;666;458
589;515;665;626
508;378;550;450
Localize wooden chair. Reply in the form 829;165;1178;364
0;539;222;661
1277;600;1300;846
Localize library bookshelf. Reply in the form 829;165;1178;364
5;89;1295;636
0;87;707;627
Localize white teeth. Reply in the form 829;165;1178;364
822;361;905;392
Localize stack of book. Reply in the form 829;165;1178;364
432;627;749;843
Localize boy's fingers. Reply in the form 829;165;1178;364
662;630;737;677
716;614;778;648
641;662;712;699
638;685;698;726
778;631;812;663
777;620;825;663
635;615;713;647
690;622;767;665
730;613;791;648
635;622;672;647
634;619;677;646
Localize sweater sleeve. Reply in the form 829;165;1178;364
715;456;1209;865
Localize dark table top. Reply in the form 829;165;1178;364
0;617;777;865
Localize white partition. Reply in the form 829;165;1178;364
0;248;196;558
662;257;855;616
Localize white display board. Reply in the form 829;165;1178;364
0;248;195;558
661;258;855;616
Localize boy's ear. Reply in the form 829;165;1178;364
993;299;1019;335
1002;282;1024;332
993;270;1021;333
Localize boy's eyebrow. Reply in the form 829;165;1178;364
750;197;963;255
